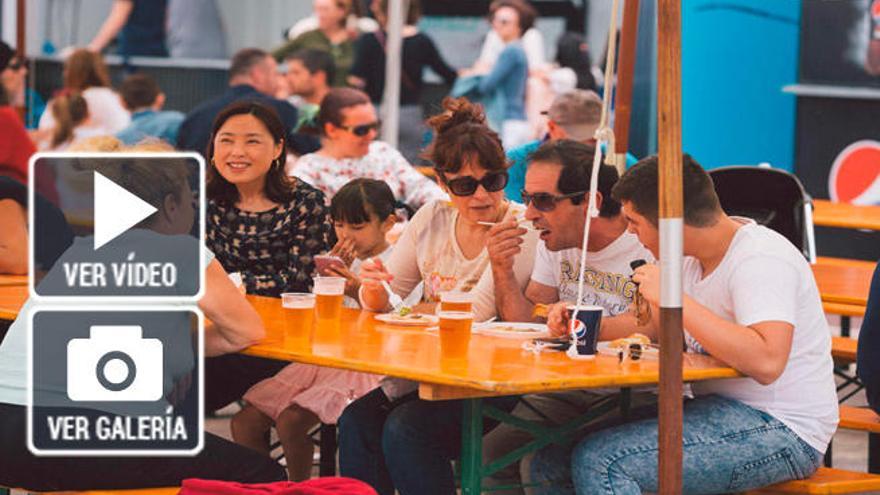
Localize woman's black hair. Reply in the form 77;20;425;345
206;101;295;206
331;178;409;224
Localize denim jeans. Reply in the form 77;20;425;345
337;387;519;495
530;395;823;495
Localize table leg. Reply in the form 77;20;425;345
460;398;484;495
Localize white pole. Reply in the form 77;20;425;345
381;0;407;148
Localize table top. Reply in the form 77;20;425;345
813;200;880;231
242;295;739;399
0;275;27;287
812;257;875;307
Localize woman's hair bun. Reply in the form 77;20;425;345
426;97;486;136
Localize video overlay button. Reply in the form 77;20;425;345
29;154;204;300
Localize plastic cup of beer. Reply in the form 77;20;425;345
314;276;346;320
281;292;315;339
439;291;474;312
438;311;474;359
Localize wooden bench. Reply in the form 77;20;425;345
832;337;858;364
745;467;880;494
836;406;880;474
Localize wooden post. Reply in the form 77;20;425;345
657;0;684;493
612;0;640;174
15;0;25;56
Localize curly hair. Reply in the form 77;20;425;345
424;97;507;177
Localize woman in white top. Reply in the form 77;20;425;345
337;97;538;495
288;87;445;210
38;49;130;135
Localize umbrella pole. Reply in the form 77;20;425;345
612;0;640;174
657;0;684;493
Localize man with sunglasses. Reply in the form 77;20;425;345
482;139;655;493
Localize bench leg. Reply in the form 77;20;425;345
870;433;880;474
841;316;851;338
460;398;484;495
824;441;832;467
319;424;337;476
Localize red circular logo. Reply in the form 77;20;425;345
828;140;880;205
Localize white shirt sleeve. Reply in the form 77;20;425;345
728;254;800;327
529;242;558;288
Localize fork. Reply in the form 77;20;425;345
381;280;406;313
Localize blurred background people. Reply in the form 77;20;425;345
349;0;457;162
87;0;168;57
167;0;228;59
116;73;184;146
0;41;45;127
282;49;335;131
273;0;358;87
38;49;129;135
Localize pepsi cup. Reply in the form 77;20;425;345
566;304;602;360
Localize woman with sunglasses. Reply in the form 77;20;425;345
337;97;538;495
289;87;445;209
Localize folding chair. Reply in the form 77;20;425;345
709;165;817;263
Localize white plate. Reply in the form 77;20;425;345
476;322;550;339
597;341;659;359
375;313;439;326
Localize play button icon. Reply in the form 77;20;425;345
93;172;158;250
29;153;205;299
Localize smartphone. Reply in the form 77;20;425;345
315;255;347;275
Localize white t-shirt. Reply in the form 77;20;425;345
530;230;654;316
685;222;838;454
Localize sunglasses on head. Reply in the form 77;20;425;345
521;190;585;212
442;171;509;196
340;122;380;137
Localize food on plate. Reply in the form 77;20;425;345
608;333;652;351
489;324;539;333
397;306;413;317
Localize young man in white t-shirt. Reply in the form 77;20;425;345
530;155;838;494
483;140;655;493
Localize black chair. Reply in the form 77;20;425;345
709;165;816;263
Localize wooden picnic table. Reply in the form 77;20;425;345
242;295;738;493
0;285;27;321
813;199;880;231
812;257;875;307
0;275;27;287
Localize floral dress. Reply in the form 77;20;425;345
206;180;335;297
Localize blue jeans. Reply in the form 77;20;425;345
530;395;822;495
338;387;518;495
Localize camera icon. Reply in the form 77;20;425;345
67;326;163;402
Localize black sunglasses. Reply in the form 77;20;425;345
340;122;380;137
521;190;585;212
443;171;509;196
7;57;27;70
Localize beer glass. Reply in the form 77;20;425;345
438;311;474;359
281;292;315;339
314;277;345;320
439;291;473;312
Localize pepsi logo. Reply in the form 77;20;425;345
828;140;880;205
570;319;587;339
